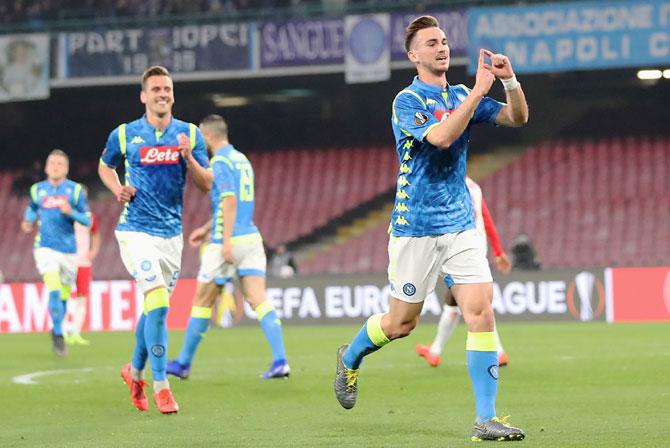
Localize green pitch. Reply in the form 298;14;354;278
1;322;668;447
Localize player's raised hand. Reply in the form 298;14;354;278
482;49;515;80
473;49;495;97
178;132;192;161
116;185;136;203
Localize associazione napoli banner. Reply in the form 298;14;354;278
468;0;670;74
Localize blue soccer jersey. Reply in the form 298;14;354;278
209;144;259;243
390;76;503;237
27;179;90;253
100;115;209;238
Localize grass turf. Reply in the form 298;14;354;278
1;321;668;447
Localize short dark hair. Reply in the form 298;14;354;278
405;15;440;52
141;65;171;90
47;148;69;162
200;114;229;139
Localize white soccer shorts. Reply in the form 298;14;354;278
115;230;183;294
33;247;78;287
197;234;266;284
387;229;493;304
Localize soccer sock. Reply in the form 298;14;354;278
144;288;170;382
466;332;498;422
493;323;505;354
255;301;286;363
176;306;212;366
430;304;461;355
131;313;148;375
343;313;390;369
48;289;64;336
72;296;87;334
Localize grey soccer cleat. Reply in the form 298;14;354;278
471;416;525;442
51;331;67;357
334;344;359;410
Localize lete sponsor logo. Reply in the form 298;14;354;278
42;195;68;208
139;146;180;165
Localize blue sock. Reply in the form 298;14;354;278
343;313;390;369
177;316;210;366
466;332;498;422
132;314;148;371
48;290;63;336
255;302;286;363
143;288;170;381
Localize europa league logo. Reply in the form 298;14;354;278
566;271;605;321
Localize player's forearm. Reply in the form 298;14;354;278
68;210;91;227
426;92;483;149
98;162;123;196
187;159;213;193
503;87;528;126
221;196;237;243
90;233;101;260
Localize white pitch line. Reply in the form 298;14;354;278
12;368;93;385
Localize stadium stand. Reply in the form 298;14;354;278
297;136;670;273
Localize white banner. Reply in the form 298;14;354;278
345;14;390;84
0;33;50;103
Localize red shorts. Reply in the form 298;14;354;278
73;266;92;298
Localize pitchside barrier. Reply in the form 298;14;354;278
1;267;668;333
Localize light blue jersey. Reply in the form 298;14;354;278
209;144;259;243
100;115;209;238
27;179;90;254
390;76;503;237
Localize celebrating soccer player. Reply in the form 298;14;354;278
98;66;212;414
334;16;529;442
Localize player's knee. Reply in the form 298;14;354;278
386;318;417;340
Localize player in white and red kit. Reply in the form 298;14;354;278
65;212;100;346
416;176;512;367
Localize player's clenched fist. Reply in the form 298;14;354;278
178;132;192;161
115;185;136;203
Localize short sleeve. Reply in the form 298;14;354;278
100;127;123;168
472;96;504;124
213;157;236;196
392;91;440;142
191;127;210;169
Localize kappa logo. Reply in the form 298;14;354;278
131;136;145;144
414;112;428;126
42;195;68;208
566;271;605;321
488;365;499;380
139;146;181;165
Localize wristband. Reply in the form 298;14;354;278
501;75;520;91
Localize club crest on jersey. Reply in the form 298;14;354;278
42;195;68;208
433;110;454;122
414;112;428;125
139;146;180;165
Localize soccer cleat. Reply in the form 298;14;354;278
66;333;91;346
51;331;67;357
120;363;149;412
166;360;191;379
471;416;525;442
498;352;509;367
260;360;291;379
334;344;359;410
415;344;441;367
153;388;179;414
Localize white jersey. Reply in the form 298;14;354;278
466;176;485;239
75;222;91;267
